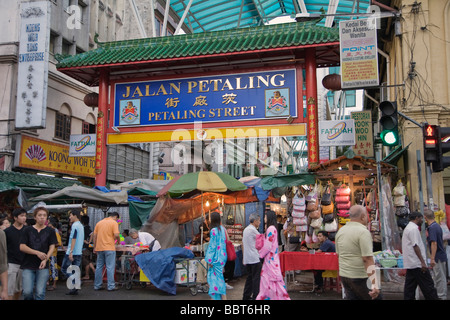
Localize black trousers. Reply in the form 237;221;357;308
242;262;262;300
341;277;383;300
404;268;439;300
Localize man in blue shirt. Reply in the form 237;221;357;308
61;210;84;296
314;230;336;293
424;209;447;300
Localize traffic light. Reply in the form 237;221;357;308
423;124;439;163
379;100;399;146
430;126;450;172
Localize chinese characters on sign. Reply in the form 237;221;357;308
16;1;50;129
339;18;379;89
114;69;297;128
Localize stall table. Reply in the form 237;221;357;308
280;251;339;292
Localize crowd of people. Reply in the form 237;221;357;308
0;207;161;300
0;202;448;301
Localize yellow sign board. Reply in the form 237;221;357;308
17;135;96;178
107;124;306;145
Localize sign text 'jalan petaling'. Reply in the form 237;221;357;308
114;69;297;127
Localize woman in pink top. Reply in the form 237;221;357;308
257;210;290;300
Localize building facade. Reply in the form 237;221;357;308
371;0;450;210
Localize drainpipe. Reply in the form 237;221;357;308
377;48;390;101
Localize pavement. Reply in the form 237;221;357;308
42;269;412;301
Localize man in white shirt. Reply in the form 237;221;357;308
129;229;161;251
242;213;262;300
402;211;438;300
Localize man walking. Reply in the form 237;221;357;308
335;205;380;300
61;210;84;295
4;208;27;300
402;211;438;300
242;213;262;300
424;209;447;299
93;212;120;291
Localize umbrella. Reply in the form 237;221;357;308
167;171;247;196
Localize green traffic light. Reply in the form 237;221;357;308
380;130;399;146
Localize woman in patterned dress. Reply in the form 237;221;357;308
205;211;227;300
257;210;290;300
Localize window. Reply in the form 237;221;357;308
62;39;72;55
55;112;71;141
82;121;96;134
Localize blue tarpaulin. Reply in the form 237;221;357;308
134;247;194;295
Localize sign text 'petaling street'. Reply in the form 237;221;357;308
113;69;297;128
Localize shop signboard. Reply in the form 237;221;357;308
113;69;297;128
15;1;50;129
15;136;96;178
351;110;374;158
339;18;379;89
69;134;97;157
318;119;356;147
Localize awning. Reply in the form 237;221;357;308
260;173;316;190
0;170;82;191
30;185;129;205
383;143;411;165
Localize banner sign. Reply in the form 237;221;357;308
319;119;356;147
15;1;50;129
351;111;374;158
15;136;96;178
339;18;379;89
113;69;297;127
69;134;97;157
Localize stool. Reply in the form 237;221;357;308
322;270;341;293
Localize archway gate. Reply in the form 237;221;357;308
56;22;341;186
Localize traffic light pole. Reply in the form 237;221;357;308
397;112;435;208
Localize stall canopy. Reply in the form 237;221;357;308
260;173;316;191
30;185;129;205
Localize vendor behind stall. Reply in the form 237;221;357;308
191;215;210;245
129;229;161;252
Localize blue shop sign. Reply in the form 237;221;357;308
114;69;297;127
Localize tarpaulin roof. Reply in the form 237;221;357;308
167;0;371;33
260;173;316;190
30;185;129;205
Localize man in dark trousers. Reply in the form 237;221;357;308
402;211;438;300
242;213;262;300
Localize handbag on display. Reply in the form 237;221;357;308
306;200;318;211
336;184;351;196
292;209;306;218
336;202;351;210
321;202;334;215
323;213;335;223
337;210;349;217
338;216;350;225
293;217;307;226
309;209;321;219
310;217;323;229
293;203;306;212
321;185;332;206
293;192;306;206
324;219;338;232
394;195;406;207
335;195;350;203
